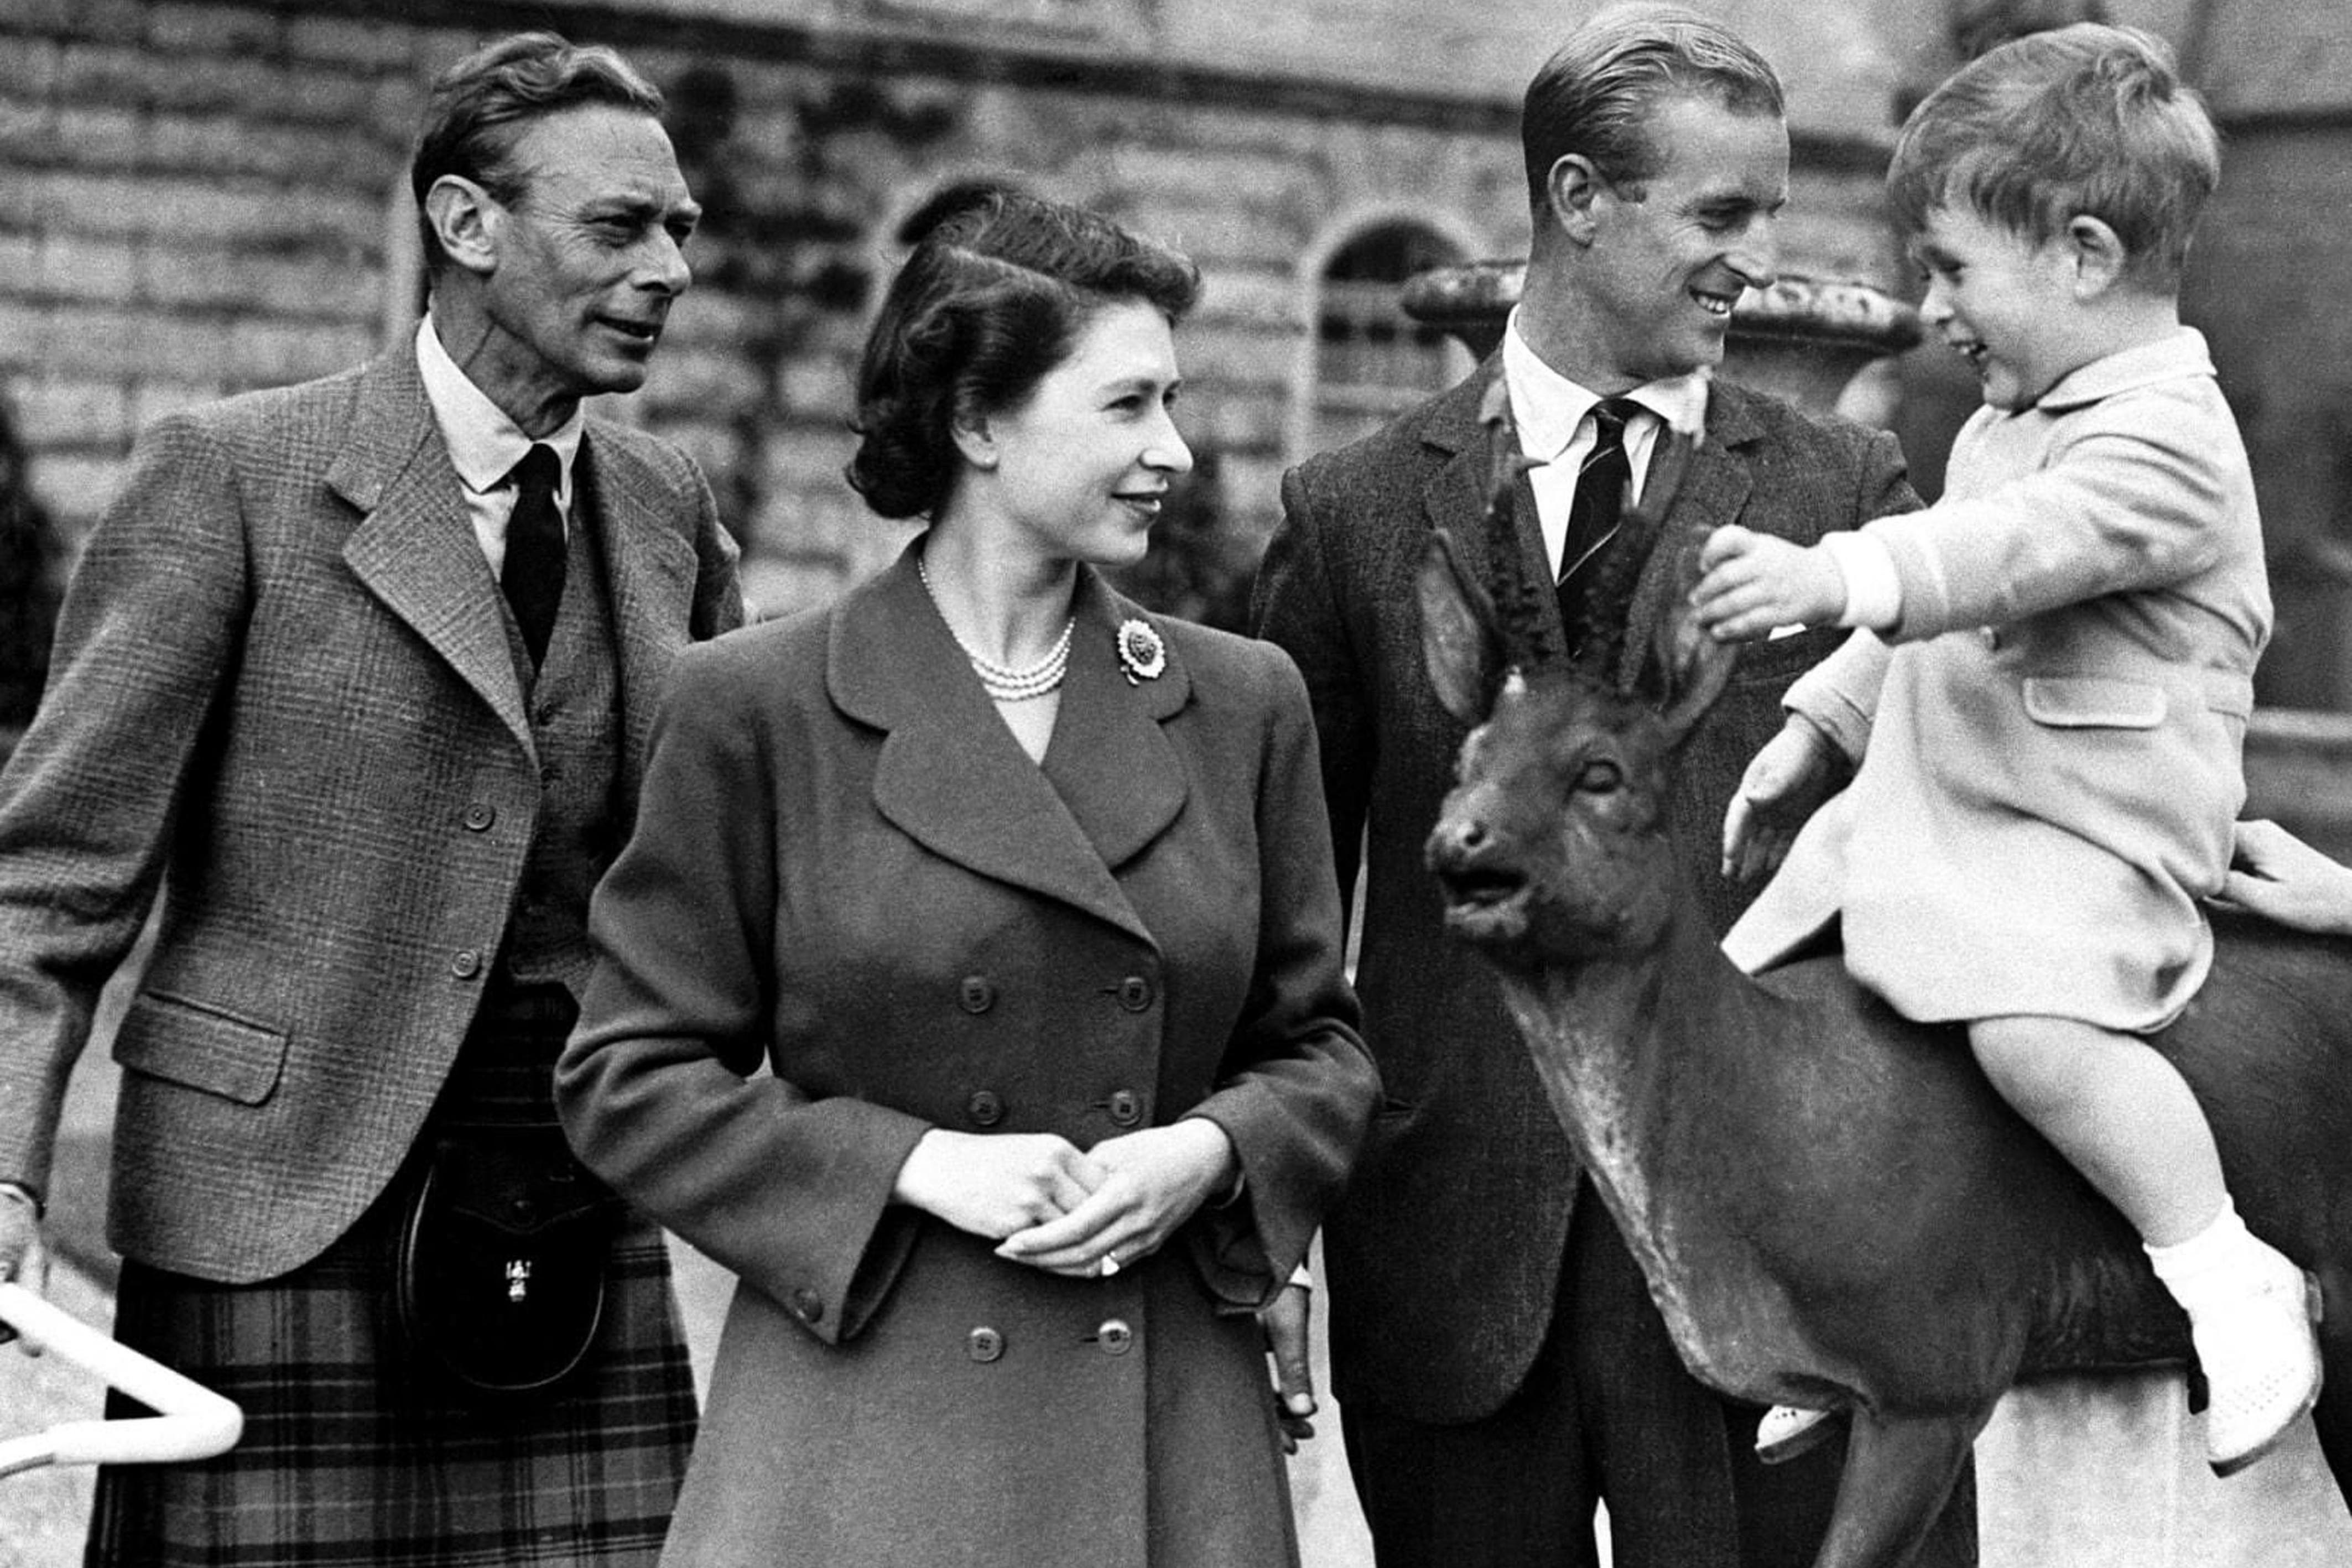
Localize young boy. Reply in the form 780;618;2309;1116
1690;23;2321;1477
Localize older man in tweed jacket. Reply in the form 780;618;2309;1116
0;33;739;1566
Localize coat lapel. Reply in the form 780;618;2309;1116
577;430;700;792
332;350;533;755
1420;360;1565;662
1614;381;1760;688
1040;571;1190;871
833;550;1180;947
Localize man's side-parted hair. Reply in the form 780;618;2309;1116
1521;3;1783;215
846;181;1201;522
410;31;667;274
1887;23;2219;283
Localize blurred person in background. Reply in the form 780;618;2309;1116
0;392;59;749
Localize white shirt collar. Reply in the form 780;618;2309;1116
1500;307;1708;458
414;315;584;508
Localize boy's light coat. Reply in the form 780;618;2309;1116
1726;327;2270;1031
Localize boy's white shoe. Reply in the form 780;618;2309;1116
1753;1403;1835;1464
2189;1253;2323;1478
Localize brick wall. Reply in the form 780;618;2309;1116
0;0;1907;624
0;4;416;530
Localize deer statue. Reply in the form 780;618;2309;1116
1412;387;2352;1568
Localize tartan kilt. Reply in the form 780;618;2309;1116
83;979;695;1565
85;1204;695;1568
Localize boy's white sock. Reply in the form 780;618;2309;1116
2143;1200;2255;1310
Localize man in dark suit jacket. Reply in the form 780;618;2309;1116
1254;9;1973;1567
0;33;740;1566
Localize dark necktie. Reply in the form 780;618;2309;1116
501;444;565;669
1555;397;1640;649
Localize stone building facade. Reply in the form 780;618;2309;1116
2;0;2350;697
0;0;1914;631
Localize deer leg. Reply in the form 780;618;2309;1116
1808;1405;1991;1568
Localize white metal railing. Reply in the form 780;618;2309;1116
0;1281;243;1478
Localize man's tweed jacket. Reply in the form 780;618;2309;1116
0;344;742;1283
1252;361;1916;1423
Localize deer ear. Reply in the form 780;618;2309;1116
1418;530;1504;726
1642;546;1740;747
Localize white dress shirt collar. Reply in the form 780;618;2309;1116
414;315;584;513
1501;309;1709;578
1500;308;1707;461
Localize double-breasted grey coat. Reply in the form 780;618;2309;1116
556;545;1378;1568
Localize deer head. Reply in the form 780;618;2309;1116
1417;386;1738;976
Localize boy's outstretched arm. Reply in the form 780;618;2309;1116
1692;524;1845;640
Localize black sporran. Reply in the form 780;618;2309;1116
393;1122;618;1403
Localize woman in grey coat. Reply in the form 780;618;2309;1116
556;183;1378;1568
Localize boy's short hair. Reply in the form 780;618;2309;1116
1887;23;2219;283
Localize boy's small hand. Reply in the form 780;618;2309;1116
1692;525;1845;642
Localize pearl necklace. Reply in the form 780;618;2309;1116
917;553;1075;703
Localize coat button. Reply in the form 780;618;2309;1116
789;1288;825;1325
1096;1319;1133;1356
966;1090;1005;1128
1115;976;1153;1012
967;1326;1005;1363
958;976;996;1014
461;803;496;831
1106;1089;1143;1127
450;949;482;979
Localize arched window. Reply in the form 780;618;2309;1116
1305;221;1470;455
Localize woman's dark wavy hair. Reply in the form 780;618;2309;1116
410;32;666;275
846;181;1201;521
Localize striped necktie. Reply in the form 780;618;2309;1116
1555;398;1641;654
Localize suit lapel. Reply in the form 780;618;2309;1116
1420;361;1565;661
1424;367;1767;690
834;551;1177;947
1614;382;1760;689
332;350;533;755
577;431;699;791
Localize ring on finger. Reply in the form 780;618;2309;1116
1099;1249;1121;1278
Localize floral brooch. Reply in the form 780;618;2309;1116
1116;618;1166;685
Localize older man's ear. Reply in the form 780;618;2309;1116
423;176;503;279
